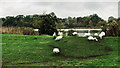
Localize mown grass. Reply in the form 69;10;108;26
1;34;119;66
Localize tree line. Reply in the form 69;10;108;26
1;12;120;36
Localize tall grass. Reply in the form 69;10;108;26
1;27;34;35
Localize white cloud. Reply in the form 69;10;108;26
0;2;118;21
0;0;119;2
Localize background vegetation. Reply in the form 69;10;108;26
1;27;34;35
1;12;120;36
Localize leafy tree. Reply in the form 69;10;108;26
108;16;116;23
88;20;93;27
1;18;5;25
24;15;33;27
32;13;57;35
1;13;108;35
81;16;90;27
15;15;25;27
90;14;103;26
3;16;15;26
96;21;107;28
106;19;119;36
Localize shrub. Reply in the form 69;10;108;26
2;27;34;35
68;30;74;36
106;22;120;36
22;27;34;35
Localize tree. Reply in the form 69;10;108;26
96;21;107;28
32;12;57;35
24;15;33;27
106;19;120;36
1;18;5;25
88;20;93;27
90;14;103;27
14;15;25;27
3;16;15;26
81;16;90;27
108;16;116;23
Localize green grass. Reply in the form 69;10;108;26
2;34;119;66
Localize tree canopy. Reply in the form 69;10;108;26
1;12;119;36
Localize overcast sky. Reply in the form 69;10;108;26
0;0;119;21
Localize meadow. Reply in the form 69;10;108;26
2;34;119;66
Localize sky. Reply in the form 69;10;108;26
0;0;119;21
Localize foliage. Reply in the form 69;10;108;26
88;20;93;27
2;27;34;35
90;14;104;26
55;14;104;28
68;29;74;36
108;16;117;23
106;19;120;36
1;13;119;36
1;13;104;29
22;27;34;35
31;12;58;35
1;12;58;35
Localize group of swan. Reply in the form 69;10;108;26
88;36;98;41
52;31;105;53
87;31;105;41
53;32;63;41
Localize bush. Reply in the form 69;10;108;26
34;31;39;35
22;27;34;35
106;22;120;36
2;27;34;35
68;30;74;36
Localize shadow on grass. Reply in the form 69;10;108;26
48;45;110;59
10;44;112;65
58;53;109;59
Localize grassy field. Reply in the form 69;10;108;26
2;34;119;66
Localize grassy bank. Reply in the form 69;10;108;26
2;34;119;66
